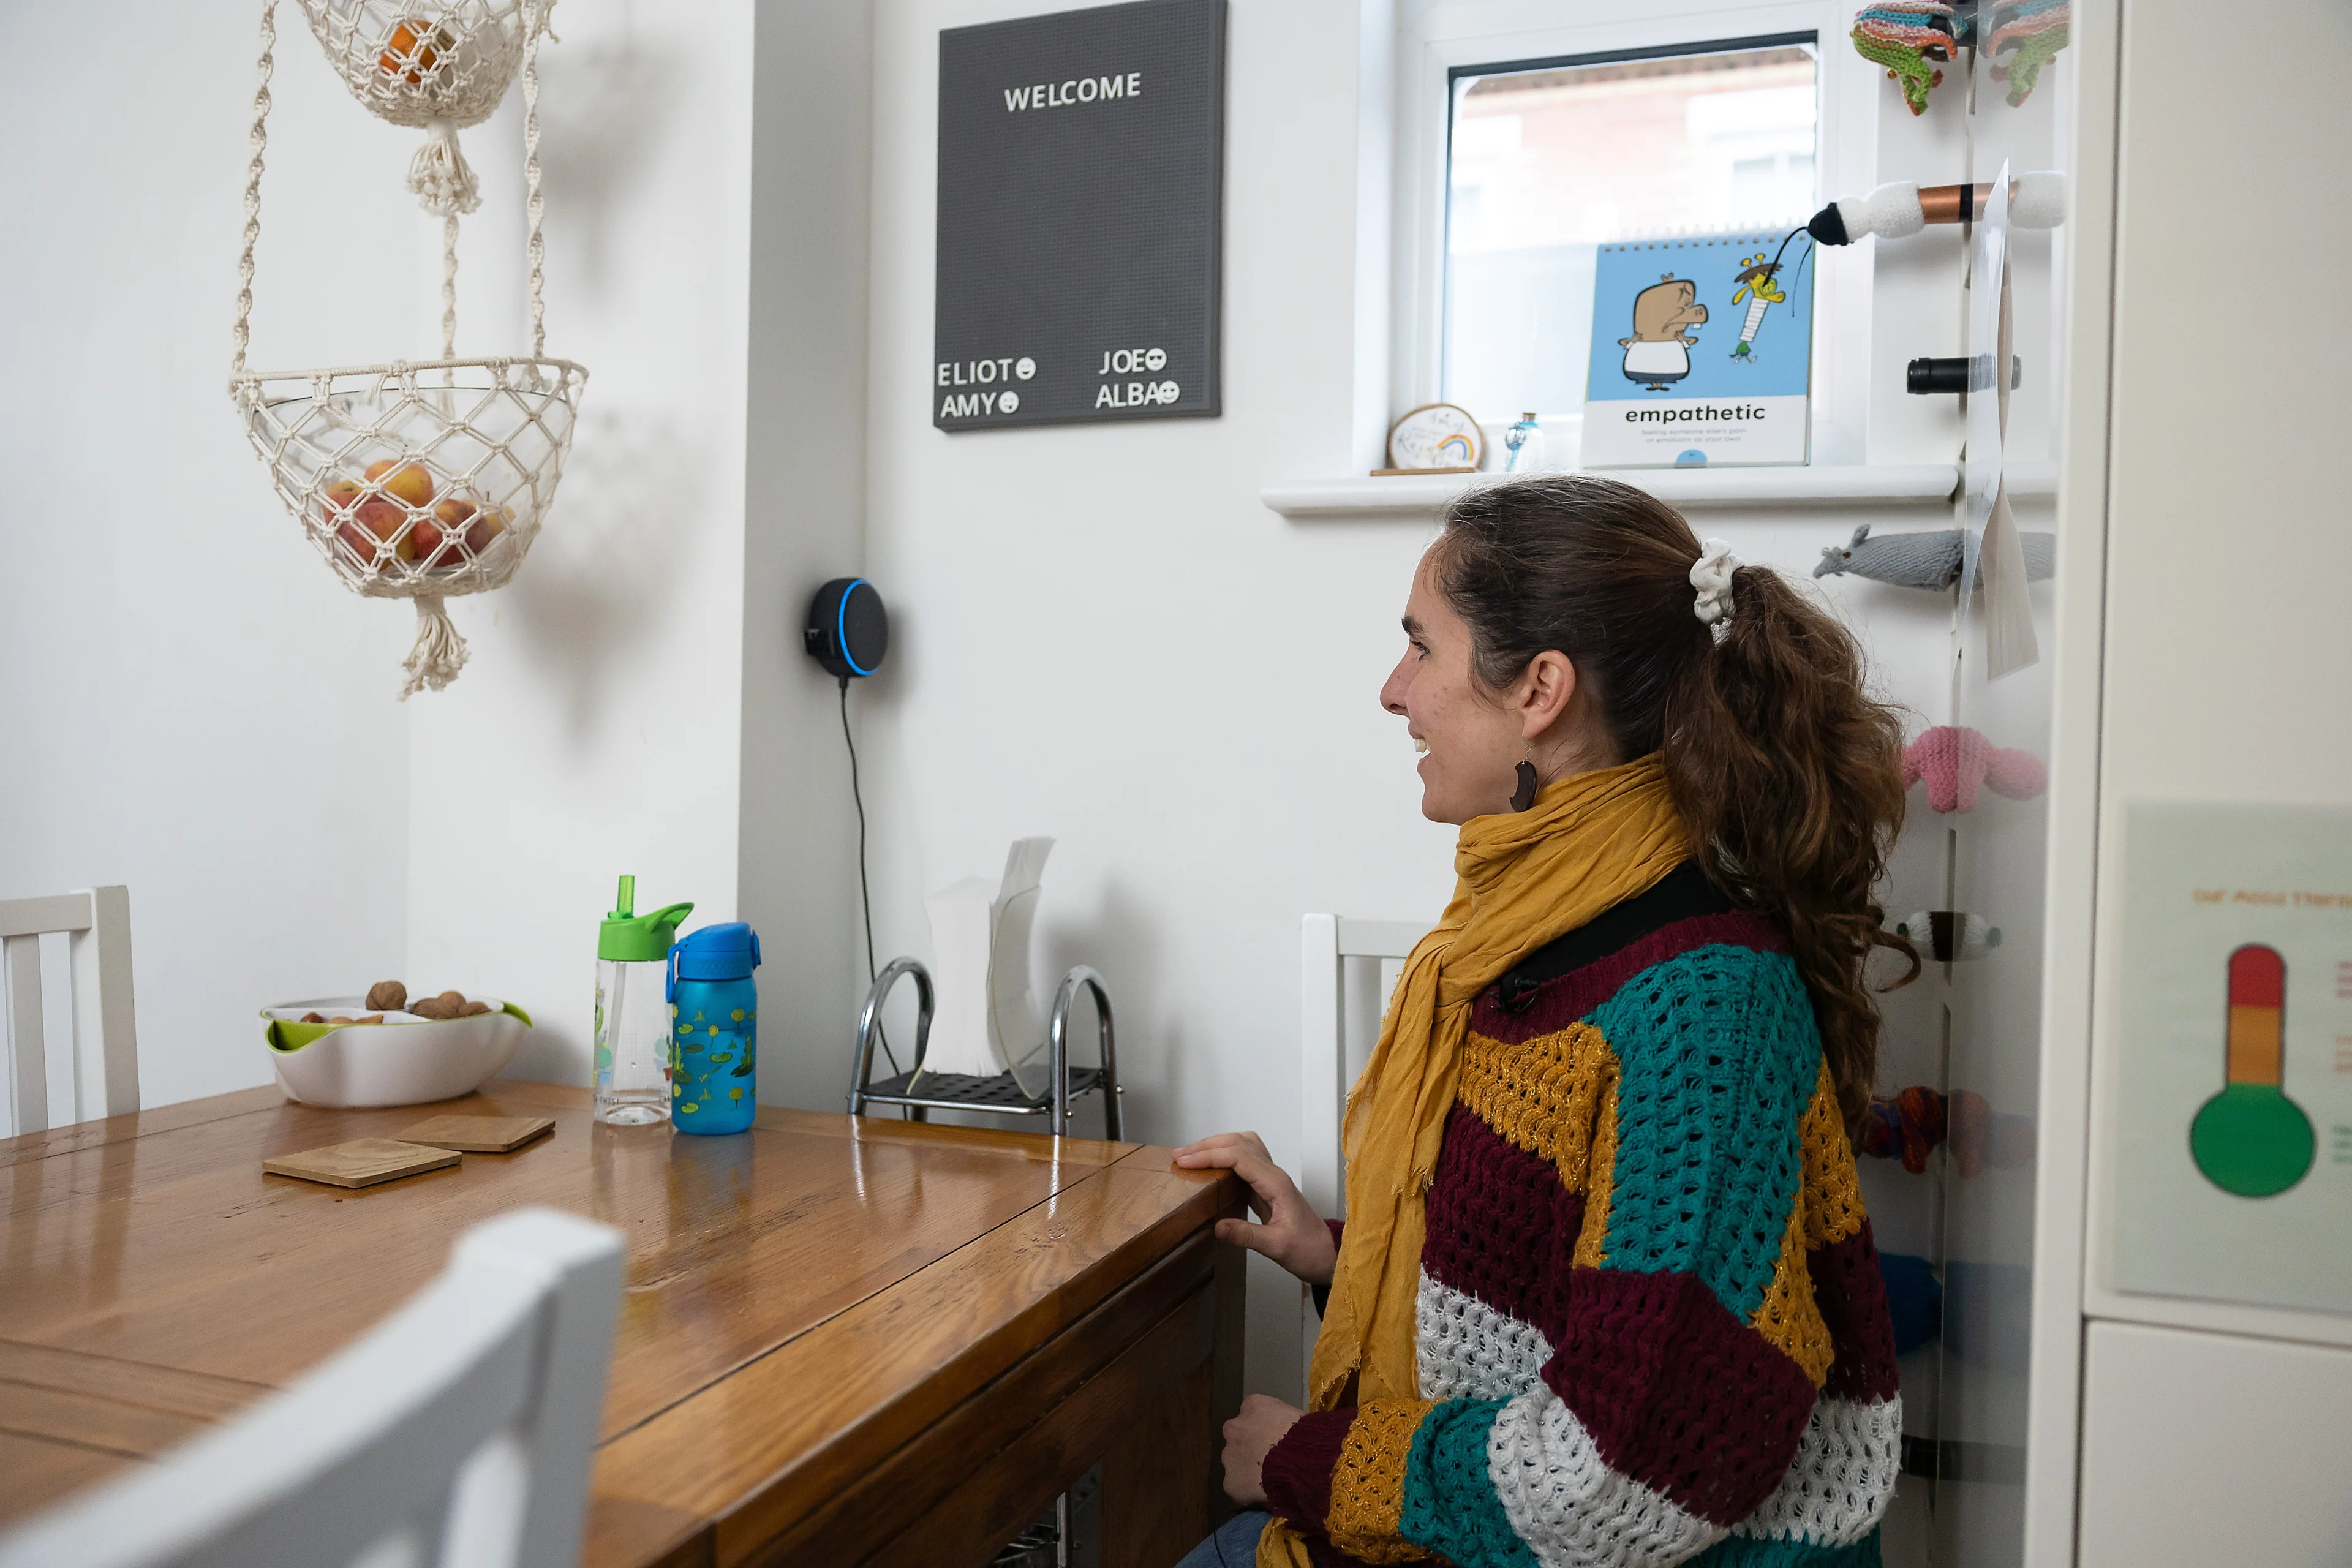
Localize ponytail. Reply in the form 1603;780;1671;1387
1665;559;1916;1132
1434;475;1914;1133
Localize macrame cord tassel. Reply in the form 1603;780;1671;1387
401;594;471;701
407;117;481;216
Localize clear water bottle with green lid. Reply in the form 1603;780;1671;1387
668;922;761;1136
594;876;694;1126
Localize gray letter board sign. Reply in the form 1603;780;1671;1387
933;0;1225;432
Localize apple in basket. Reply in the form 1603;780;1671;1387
364;459;436;509
413;497;510;570
320;478;415;568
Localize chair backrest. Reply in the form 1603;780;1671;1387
1297;914;1425;1394
1;885;138;1136
1298;914;1427;1223
0;1207;625;1568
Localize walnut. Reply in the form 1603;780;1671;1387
366;980;407;1012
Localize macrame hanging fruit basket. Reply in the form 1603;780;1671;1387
228;0;589;698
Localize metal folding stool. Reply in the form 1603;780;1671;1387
848;959;1123;1139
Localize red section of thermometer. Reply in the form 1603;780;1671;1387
2225;944;2286;1086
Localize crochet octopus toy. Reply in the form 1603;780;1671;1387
1902;725;2048;813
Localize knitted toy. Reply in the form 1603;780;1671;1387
1863;1087;2033;1177
1851;1;1959;115
1814;524;2054;589
1876;1252;1943;1355
1902;724;2048;812
1805;172;2067;246
1987;0;2070;106
1896;908;2002;962
1863;1085;1948;1172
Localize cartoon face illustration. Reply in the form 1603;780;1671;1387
1618;275;1707;390
1732;256;1787;306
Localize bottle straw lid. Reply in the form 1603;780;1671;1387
598;874;695;962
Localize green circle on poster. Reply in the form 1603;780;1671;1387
2190;1083;2316;1197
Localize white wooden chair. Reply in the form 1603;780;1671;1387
1;885;138;1136
0;1207;625;1568
1297;914;1425;1390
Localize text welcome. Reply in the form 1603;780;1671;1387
1005;73;1142;111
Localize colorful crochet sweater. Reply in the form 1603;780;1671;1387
1264;864;1901;1567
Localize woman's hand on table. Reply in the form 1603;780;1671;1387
1170;1131;1338;1286
1219;1393;1304;1506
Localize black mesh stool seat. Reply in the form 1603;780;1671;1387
848;959;1123;1139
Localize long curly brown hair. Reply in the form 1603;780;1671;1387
1432;474;1915;1133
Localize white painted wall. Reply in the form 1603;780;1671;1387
404;0;758;1085
737;1;876;1119
0;4;422;1109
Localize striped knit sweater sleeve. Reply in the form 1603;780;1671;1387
1262;863;1901;1568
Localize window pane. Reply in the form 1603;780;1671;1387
1443;41;1818;425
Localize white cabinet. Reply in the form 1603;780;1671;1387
2079;1323;2352;1566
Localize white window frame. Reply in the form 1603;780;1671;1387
1387;0;1879;467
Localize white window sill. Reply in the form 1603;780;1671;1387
1261;462;2056;519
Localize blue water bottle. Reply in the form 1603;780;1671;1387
667;922;761;1135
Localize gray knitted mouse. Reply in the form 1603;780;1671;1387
1813;524;2054;588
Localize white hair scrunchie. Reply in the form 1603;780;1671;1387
1691;538;1741;642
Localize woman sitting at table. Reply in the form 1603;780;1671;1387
1174;474;1910;1568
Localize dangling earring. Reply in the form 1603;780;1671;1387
1512;758;1539;812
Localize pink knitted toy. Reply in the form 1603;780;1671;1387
1902;725;2047;812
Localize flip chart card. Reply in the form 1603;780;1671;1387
1583;232;1814;467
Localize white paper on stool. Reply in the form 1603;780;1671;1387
919;837;1054;1095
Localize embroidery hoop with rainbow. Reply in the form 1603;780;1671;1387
1380;402;1484;474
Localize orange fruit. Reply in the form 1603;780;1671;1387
378;20;448;84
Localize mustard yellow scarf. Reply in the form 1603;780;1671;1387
1261;755;1689;1568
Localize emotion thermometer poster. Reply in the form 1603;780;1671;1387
2113;802;2352;1315
1581;232;1814;469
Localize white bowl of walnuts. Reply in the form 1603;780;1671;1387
262;980;533;1109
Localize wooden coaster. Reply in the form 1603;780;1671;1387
394;1114;557;1155
263;1138;460;1189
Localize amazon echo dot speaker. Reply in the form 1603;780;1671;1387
804;578;888;679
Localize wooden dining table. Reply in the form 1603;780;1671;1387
0;1079;1246;1567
